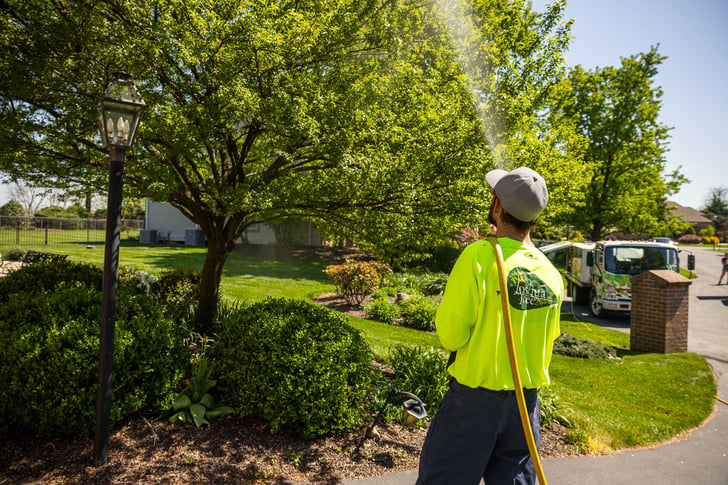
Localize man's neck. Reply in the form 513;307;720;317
494;226;532;245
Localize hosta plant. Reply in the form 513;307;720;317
169;358;233;427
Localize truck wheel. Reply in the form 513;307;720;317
590;290;604;318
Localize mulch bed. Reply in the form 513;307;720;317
0;414;578;485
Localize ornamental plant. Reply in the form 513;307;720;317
169;358;233;427
324;259;391;305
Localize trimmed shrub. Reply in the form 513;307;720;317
0;258;102;301
213;298;373;438
324;259;391;305
399;295;438;331
0;260;190;438
677;234;701;244
2;246;26;260
553;332;615;359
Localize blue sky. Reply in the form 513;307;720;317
531;0;728;209
1;0;726;210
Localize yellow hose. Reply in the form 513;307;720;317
488;237;548;485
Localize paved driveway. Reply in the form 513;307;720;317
544;245;728;485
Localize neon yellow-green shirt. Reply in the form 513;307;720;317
436;237;563;390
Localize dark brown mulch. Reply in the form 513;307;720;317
0;414;578;485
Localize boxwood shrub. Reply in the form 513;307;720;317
213;298;373;438
0;260;190;438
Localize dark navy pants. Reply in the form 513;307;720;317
416;379;540;485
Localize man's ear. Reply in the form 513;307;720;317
492;197;502;212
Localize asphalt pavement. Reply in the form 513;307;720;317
282;246;728;485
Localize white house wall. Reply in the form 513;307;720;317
145;200;324;246
146;201;194;242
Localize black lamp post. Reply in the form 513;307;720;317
93;72;146;466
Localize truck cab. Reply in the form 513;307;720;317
540;240;680;318
589;241;680;317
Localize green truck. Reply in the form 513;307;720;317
540;240;681;317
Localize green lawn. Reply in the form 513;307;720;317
1;242;333;302
1;242;717;453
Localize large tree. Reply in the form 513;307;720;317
0;0;571;332
7;183;48;216
702;186;728;239
553;46;687;240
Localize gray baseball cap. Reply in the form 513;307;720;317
485;166;548;222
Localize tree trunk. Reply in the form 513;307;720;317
590;219;603;242
194;233;235;335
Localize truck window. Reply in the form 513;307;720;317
604;246;679;275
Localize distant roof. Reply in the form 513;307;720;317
667;201;711;223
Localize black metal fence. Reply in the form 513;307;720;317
0;216;144;246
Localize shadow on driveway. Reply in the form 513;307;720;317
561;297;631;333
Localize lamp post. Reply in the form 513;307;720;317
94;72;146;466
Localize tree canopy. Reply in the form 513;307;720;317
1;0;575;331
702;186;728;238
0;199;26;218
552;46;686;240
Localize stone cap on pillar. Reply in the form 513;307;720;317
632;270;692;288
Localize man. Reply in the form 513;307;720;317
417;166;563;485
719;252;728;285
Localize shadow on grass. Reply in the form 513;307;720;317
88;242;356;282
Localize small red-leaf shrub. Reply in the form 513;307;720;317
324;259;391;305
677;234;702;244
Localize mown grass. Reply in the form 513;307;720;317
550;352;715;452
1;242;717;453
345;314;441;358
0;242;332;302
556;313;716;452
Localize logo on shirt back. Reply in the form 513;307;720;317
507;267;558;311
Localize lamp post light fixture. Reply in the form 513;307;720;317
93;72;146;466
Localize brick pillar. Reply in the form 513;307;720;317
630;270;691;353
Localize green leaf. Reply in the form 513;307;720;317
204;406;234;419
202;379;216;394
172;393;192;411
199;393;214;409
168;410;186;423
190;403;209;427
